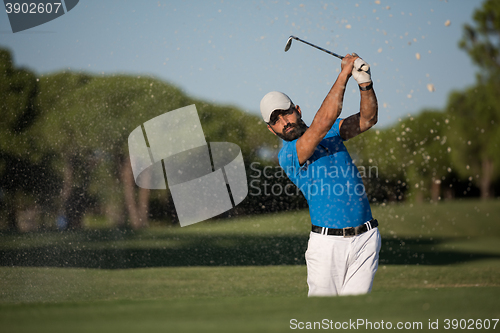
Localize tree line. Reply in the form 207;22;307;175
0;50;282;231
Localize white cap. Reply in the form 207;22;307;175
260;91;293;123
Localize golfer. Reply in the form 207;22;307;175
260;54;381;296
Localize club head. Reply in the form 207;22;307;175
284;37;293;52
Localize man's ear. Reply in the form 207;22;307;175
267;125;277;136
295;105;302;117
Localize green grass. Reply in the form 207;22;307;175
0;199;499;332
1;288;499;333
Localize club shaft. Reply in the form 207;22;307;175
292;36;344;59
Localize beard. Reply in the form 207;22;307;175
275;119;308;141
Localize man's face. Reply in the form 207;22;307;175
267;106;308;141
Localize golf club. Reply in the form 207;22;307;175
285;35;345;59
284;36;369;72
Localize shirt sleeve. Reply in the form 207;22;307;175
278;140;306;178
326;117;345;141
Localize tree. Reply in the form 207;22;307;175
446;0;500;199
445;84;500;199
35;73;192;229
0;48;58;231
459;0;500;80
396;111;453;202
34;72;97;229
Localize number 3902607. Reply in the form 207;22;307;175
5;3;62;14
444;319;498;330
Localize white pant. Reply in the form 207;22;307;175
305;227;381;296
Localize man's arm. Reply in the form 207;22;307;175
295;55;356;165
339;60;378;140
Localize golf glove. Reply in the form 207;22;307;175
352;58;372;84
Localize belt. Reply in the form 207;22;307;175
311;219;378;238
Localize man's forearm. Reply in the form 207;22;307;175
359;83;378;128
295;56;355;165
311;71;350;134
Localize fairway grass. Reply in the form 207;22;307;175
1;199;499;332
1;260;499;304
1;288;499;333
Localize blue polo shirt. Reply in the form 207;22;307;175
278;118;372;229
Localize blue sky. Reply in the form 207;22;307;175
0;0;482;128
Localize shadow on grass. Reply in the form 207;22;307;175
0;230;498;269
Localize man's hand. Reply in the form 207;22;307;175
352;56;372;84
341;53;357;78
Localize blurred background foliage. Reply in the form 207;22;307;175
1;0;499;232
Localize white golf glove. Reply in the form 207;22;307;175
352;57;372;84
